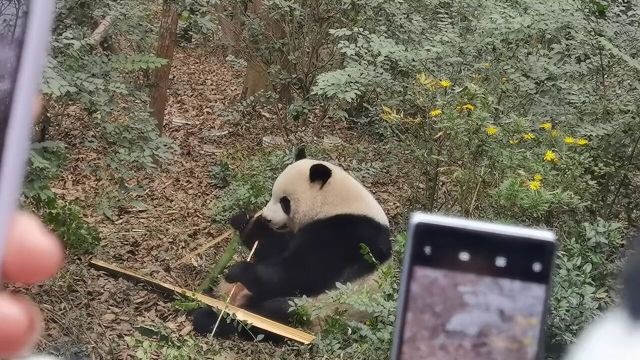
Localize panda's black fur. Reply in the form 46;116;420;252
192;148;392;341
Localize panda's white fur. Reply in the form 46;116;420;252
562;307;640;360
262;158;389;232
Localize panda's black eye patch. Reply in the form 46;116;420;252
280;196;291;215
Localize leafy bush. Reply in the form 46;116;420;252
38;200;101;255
44;0;177;176
309;0;640;348
210;150;295;223
376;71;632;345
125;325;205;360
550;219;625;344
178;0;218;45
23;142;100;254
210;161;232;188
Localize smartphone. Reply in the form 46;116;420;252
391;212;556;360
0;1;56;267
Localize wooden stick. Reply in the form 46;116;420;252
178;230;233;264
89;259;315;344
88;16;113;46
210;239;260;338
178;211;263;264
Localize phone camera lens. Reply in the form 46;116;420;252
495;256;507;267
458;251;470;262
532;262;543;272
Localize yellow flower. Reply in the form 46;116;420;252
461;103;476;111
523;132;536;141
564;137;575;144
540;122;553;130
550;130;560;138
482;63;491;68
529;180;542;191
534;174;543;182
544;150;558;162
439;80;452;88
430;108;443;117
577;138;589;145
486;126;498;136
509;139;520;145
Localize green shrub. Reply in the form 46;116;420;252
549;219;625;344
23;142;101;254
310;0;640;347
210;150;295;224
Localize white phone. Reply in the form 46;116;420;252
391;212;557;360
0;0;56;268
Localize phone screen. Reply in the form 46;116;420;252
393;217;555;360
0;0;29;164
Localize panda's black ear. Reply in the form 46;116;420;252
309;163;332;189
294;146;307;161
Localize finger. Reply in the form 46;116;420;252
0;293;42;358
3;212;64;285
33;95;43;119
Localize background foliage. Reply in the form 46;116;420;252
25;0;177;252
214;0;640;357
27;0;640;358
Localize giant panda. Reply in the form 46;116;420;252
561;246;640;360
192;147;392;341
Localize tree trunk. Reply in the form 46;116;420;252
150;1;179;136
243;59;271;99
214;1;245;57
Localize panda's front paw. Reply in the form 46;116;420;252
225;261;256;285
230;212;252;232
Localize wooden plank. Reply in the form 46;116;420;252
89;259;316;344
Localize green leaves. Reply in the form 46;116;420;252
359;243;380;266
210;150;293;224
23;141;101;254
309;0;640;351
112;54;169;71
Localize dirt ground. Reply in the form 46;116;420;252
12;46;412;359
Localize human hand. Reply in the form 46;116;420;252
0;211;64;358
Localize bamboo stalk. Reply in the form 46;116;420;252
89;259;315;344
196;234;239;293
210;239;260;338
